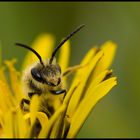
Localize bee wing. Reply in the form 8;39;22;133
21;34;55;71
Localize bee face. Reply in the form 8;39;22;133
31;62;61;87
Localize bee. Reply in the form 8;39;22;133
16;24;85;118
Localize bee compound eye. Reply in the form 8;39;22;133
31;68;44;83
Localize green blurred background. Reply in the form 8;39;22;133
0;2;140;138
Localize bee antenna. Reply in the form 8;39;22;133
49;24;85;64
15;43;45;67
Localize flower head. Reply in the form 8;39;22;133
0;33;117;138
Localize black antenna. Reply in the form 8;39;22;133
49;24;85;64
15;43;45;67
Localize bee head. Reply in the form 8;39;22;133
31;60;61;86
16;24;85;86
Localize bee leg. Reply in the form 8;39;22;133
50;89;66;98
62;64;86;77
20;98;30;111
28;92;41;98
28;92;34;98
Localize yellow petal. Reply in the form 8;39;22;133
67;77;117;138
51;79;78;138
29;95;40;126
85;69;112;96
4;109;27;138
23;112;49;138
49;112;65;138
0;67;7;84
0;67;16;108
13;111;19;138
67;50;104;117
0;109;4;128
59;82;80;138
0;81;14;111
72;47;97;83
61;117;70;138
3;110;14;138
17;109;29;138
21;34;55;71
38;104;66;138
37;112;49;131
67;47;97;103
92;41;117;77
4;59;24;102
23;113;30;120
64;80;79;105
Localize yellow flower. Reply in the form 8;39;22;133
0;33;117;138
